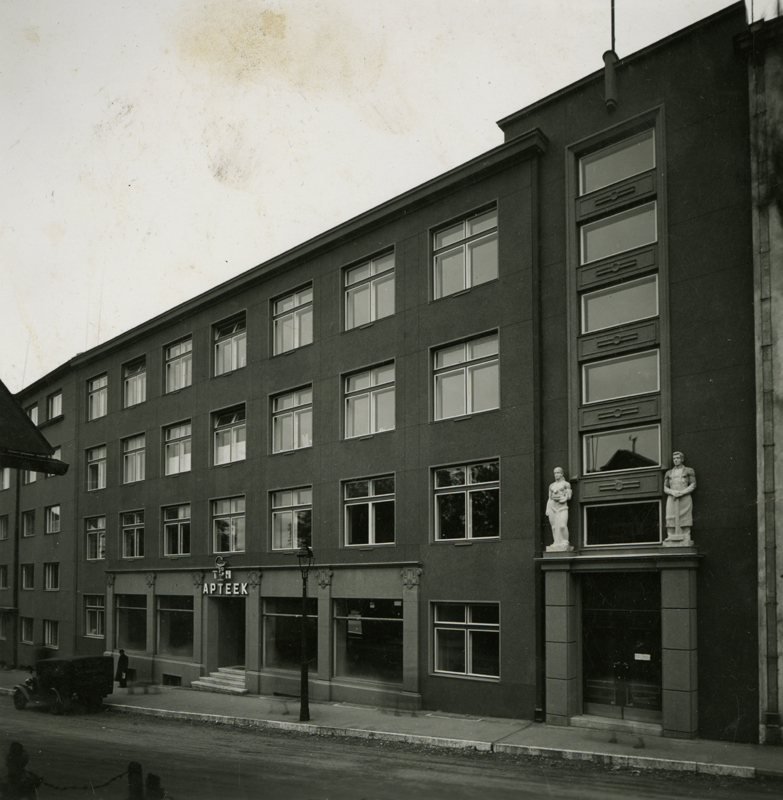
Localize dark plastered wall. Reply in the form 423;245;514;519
509;5;758;740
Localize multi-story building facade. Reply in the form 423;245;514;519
0;2;776;744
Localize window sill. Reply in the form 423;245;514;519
432;408;501;425
39;415;64;429
123;402;146;410
163;555;191;559
273;343;313;358
165;471;192;477
345;429;395;442
431;671;500;683
213;460;246;468
271;448;312;456
432;537;500;545
345;543;396;550
213;367;246;379
165;386;192;395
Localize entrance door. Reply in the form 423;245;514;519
216;598;246;668
582;572;661;722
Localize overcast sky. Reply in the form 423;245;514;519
1;0;772;393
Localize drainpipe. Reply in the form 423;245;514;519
11;470;20;667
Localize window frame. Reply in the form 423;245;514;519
123;357;147;408
212;496;246;554
343;475;395;547
433;460;501;541
214;315;247;376
164;421;192;475
432;207;498;300
583;499;663;548
86;516;106;561
84;595;105;638
271;487;312;551
25;404;38;425
121;510;145;559
579;201;657;266
165;337;193;393
0;565;8;590
273;285;313;355
344;251;395;330
21;563;34;590
0;515;8;540
44;562;60;591
163;504;191;557
432;602;500;680
582;424;662;476
45;505;60;534
579;127;656;196
20;616;34;644
45;448;61;479
44;619;59;649
581;349;660;405
580;274;659;335
344;363;395;439
213;406;246;465
87;374;108;420
122;434;146;484
272;386;313;453
47;391;63;420
433;332;500;421
21;510;35;538
86;445;107;491
0;468;9;490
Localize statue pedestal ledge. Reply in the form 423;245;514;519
546;543;574;552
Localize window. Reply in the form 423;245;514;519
46;447;61;478
45;505;60;534
86;516;106;561
584;501;662;546
85;595;105;638
0;612;7;640
0;565;8;589
26;404;38;425
44;562;59;591
0;468;9;490
122;435;146;483
122;511;144;558
344;476;394;546
165;337;193;392
273;286;313;354
22;469;36;484
433;603;500;678
214;316;246;375
272;387;312;453
22;510;35;537
580;129;655;195
582;350;660;405
434;333;499;420
581;275;658;334
123;358;147;407
264;597;318;671
157;596;194;658
164;422;191;475
163;504;191;556
44;619;59;648
87;445;107;490
47;391;63;420
20;617;34;644
88;374;108;420
271;488;312;550
0;516;7;540
115;594;146;651
345;364;395;438
434;460;500;540
21;564;34;590
583;425;661;474
334;598;403;683
433;208;498;299
213;496;245;553
214;407;246;465
345;252;395;329
580;201;657;265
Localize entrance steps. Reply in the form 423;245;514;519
191;667;247;695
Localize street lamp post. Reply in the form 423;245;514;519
296;544;315;722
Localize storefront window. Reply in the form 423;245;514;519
263;598;318;671
157;596;194;658
116;594;147;652
334;598;403;684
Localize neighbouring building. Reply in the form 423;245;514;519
0;2;779;744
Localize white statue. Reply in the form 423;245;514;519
663;451;696;546
546;467;573;552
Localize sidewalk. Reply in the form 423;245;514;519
2;667;783;781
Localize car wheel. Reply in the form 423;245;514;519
13;690;27;711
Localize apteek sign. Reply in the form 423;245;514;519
202;557;248;596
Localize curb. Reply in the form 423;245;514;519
107;703;758;779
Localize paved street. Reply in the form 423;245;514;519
1;702;782;799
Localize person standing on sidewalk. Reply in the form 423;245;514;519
115;649;129;688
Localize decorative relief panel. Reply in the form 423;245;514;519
578;320;659;360
401;567;422;589
145;572;156;588
191;571;204;587
248;571;262;588
106;572;115;587
316;569;333;589
577;246;656;292
580;470;662;501
576;172;656;221
579;395;660;431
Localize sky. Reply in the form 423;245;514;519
1;0;775;393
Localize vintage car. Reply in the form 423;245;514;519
13;656;114;714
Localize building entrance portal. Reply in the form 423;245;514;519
582;572;661;722
215;597;246;668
